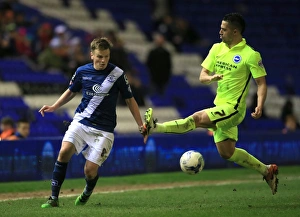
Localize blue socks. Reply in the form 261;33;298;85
50;161;99;199
51;161;68;199
83;175;99;196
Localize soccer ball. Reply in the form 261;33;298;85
180;150;205;175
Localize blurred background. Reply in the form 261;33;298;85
0;0;299;181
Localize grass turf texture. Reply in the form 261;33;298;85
0;165;299;217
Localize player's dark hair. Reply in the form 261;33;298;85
223;12;246;34
90;37;113;52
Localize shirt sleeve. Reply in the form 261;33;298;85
118;73;134;99
69;70;82;92
248;51;267;78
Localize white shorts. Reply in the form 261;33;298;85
63;121;114;166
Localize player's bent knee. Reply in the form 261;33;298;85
58;142;76;162
84;162;99;179
84;168;98;179
216;139;236;160
219;151;232;160
217;147;235;159
57;151;73;162
192;111;214;128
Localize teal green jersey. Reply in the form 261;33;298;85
201;38;267;110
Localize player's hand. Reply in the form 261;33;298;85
211;74;223;82
251;106;262;119
39;105;55;117
139;124;148;144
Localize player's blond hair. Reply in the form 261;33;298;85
90;37;113;52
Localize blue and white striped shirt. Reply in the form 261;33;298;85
69;62;133;132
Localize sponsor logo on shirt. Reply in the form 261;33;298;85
85;91;109;96
85;84;109;96
216;61;237;71
92;84;102;93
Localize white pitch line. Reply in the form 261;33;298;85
1;176;300;202
0;180;265;202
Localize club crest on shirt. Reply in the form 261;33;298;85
233;55;242;63
107;74;117;83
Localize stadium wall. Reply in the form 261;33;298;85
0;131;299;182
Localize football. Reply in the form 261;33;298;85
180;150;205;175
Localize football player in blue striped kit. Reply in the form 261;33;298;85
39;37;148;208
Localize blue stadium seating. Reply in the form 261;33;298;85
0;59;68;84
82;0;153;36
0;97;29;122
0;96;71;138
1;0;299;136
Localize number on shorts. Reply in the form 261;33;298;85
101;148;107;157
214;110;225;117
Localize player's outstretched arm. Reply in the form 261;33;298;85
39;89;77;117
199;68;223;85
39;105;55;117
125;97;147;143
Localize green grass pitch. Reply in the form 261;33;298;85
0;165;299;217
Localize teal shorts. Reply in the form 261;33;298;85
204;103;245;143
